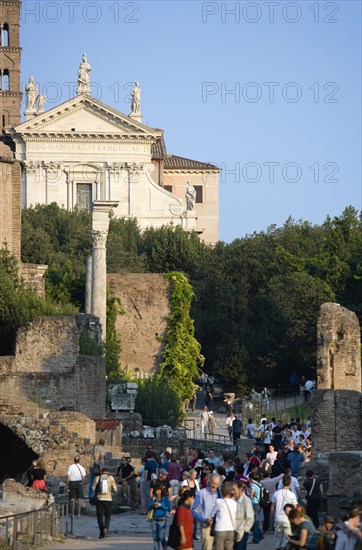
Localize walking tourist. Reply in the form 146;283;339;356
232;480;254;550
144;451;159;498
175;489;195;549
334;508;362;550
199;407;210;438
245;419;257;440
302;470;324;528
30;458;47;492
286;508;319;549
117;456;138;508
226;413;235;440
205;389;213;410
249;472;264;544
212;481;237;550
148;483;170;550
261;387;271;411
304;379;314;401
192;473;221;550
270;474;298;549
92;466;117;539
150;469;172;500
287;445;305;476
89;438;106;499
167;454;183;496
232;415;243;445
66;456;86;517
139;457;148;514
208;411;216;437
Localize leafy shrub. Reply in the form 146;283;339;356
134;377;184;428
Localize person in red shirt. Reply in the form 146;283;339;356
176;489;195;550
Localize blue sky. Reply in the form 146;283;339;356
20;0;361;242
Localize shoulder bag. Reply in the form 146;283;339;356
225;499;238;543
167;510;182;550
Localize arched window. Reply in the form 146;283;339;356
3;70;10;91
2;24;9;47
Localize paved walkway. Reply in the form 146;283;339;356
47;509;276;550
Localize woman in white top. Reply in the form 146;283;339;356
213;482;238;550
266;444;278;466
181;469;200;493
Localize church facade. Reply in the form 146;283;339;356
1;1;220;245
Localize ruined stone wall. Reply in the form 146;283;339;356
107;273;171;375
317;302;361;391
327;451;362;516
0;145;21;261
0;315;106;418
20;263;47;297
312;389;362;454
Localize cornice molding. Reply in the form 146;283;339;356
164;168;220;174
16;135;155;143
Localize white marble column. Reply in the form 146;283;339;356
85;255;93;313
91;230;108;338
90;200;119;341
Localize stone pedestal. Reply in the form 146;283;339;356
129;112;143;123
24;109;36;121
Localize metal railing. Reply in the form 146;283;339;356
0;501;73;549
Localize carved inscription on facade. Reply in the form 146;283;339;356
26;143;149;154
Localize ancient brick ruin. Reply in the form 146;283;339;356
108;273;171;376
0;314;105;482
317;302;361;391
0;314;105;418
312;302;362;516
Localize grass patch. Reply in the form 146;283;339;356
277;402;312;423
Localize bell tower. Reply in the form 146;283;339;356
0;0;22;135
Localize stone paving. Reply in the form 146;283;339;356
47;508;276;550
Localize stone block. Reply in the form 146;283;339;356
317;303;361;391
311;390;362;454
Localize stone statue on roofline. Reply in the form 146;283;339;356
130;82;141;114
25;76;38;111
185;181;197;211
77;53;92;95
37;94;46;114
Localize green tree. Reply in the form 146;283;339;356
0;250;74;355
105;289;125;380
158;272;204;401
134;377;184;428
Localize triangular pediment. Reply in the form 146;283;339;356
12;94;162;138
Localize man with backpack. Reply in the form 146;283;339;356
92;466;117;539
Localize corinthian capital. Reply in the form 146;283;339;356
92;230;108;249
126;162;144;175
25;160;41;174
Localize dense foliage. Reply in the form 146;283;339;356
20;204;362;395
134;377;184;428
159;272;204;400
0;249;75;355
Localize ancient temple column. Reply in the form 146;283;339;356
85;255;92;313
91;230;107;337
90;201;119;340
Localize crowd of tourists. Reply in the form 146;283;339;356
113;436;361;550
26;408;361;550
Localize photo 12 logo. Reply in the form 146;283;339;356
201;2;340;24
21;80;136;106
21;1;140;24
202;82;340;104
220;161;340;184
